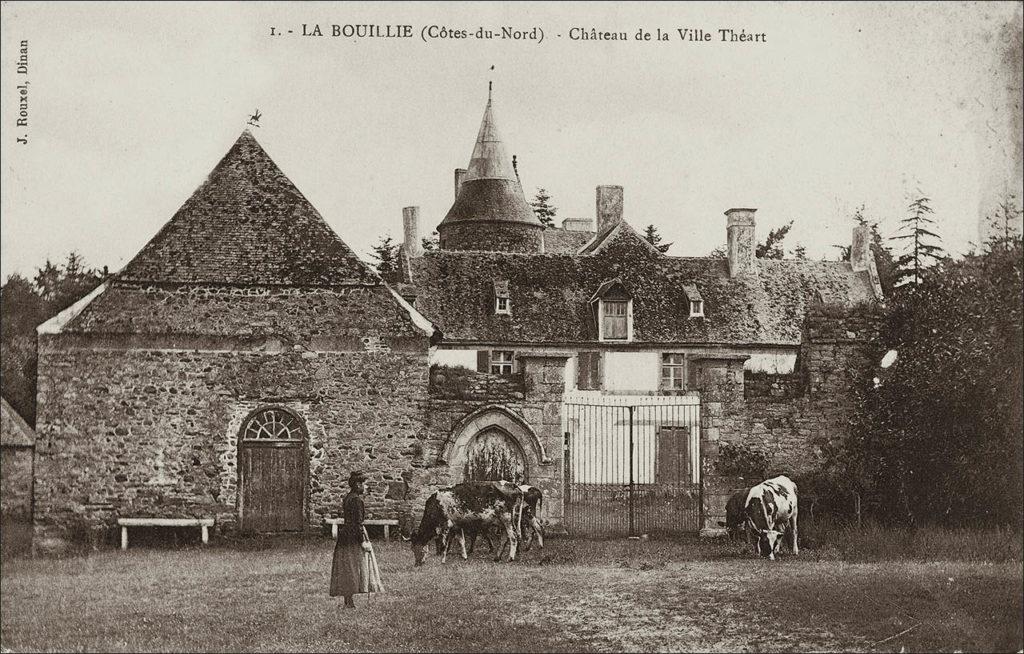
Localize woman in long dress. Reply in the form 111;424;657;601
330;470;384;608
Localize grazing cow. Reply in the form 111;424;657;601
465;484;545;554
409;481;524;565
744;475;799;560
717;487;752;541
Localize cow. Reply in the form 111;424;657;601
409;481;525;566
717;487;752;541
744;475;799;560
465;484;545;554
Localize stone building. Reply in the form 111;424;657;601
32;132;441;544
396;87;884;533
2;396;35;554
31;88;883;545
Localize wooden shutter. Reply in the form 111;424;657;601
603;301;628;340
477;350;490;373
577;352;602;390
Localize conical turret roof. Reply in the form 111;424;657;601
440;87;542;227
119;130;379;286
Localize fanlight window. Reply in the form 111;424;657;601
243;408;305;441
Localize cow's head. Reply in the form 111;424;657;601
408;529;431;566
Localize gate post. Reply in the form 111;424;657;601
627;405;635;537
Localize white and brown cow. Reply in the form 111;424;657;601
409;481;524;565
744;475;799;560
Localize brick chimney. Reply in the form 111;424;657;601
454;168;467;199
726;208;757;277
402;206;422;256
596;185;623;233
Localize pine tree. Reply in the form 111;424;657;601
983;194;1023;253
642;225;672;253
792;244;808;260
369;235;399;283
892;196;944;286
756;221;793;259
530;188;557;228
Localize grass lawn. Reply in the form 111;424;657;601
1;532;1021;653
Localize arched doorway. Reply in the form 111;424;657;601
464;427;527;483
237;406;308;532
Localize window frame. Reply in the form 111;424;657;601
598;298;633;342
660;353;688;392
689;299;704;318
489;350;515;376
495;296;511;315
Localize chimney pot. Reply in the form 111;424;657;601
725;208;757;277
402;206;422;257
596;186;624;233
851;225;870;271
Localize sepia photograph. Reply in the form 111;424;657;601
1;1;1022;651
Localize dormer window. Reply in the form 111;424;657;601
602;301;628;340
590;278;634;342
493;280;511;316
683;284;704;318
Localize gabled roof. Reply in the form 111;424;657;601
1;397;35;447
407;226;877;346
118;131;379;286
579;221;663;257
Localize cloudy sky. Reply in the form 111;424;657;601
1;1;1021;280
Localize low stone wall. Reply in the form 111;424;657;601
1;446;33;521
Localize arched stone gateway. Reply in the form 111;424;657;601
441;405;550;483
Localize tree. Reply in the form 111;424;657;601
891;195;944;287
0;252;108;425
983;194;1023;252
642;224;672;253
792;244;808;260
530;188;557;228
421;231;440;253
369;235;399;283
756;221;793;259
846;233;1023;527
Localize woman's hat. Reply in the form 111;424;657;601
348;470;368;484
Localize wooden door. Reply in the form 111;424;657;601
464;428;526;483
238;407;307;532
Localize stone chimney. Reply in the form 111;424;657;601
851;224;885;298
454;168;467;199
402;206;422;257
562;217;594;232
596;185;624;233
850;225;870;271
726;208;757;277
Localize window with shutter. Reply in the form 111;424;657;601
490;350;515;375
602;301;628;340
477;350;490;373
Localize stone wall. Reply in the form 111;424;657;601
33;339;433;542
439;221;544;254
1;446;33;520
696;303;881;526
410;355;568;531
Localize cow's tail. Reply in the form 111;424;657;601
515;494;524;540
536;493;545;534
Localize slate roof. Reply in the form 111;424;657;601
544;228;594;254
440;88;541;228
118;131;379;286
1;397;35;447
406;221;877;346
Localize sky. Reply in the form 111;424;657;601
1;1;1021;280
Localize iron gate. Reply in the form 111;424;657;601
563;396;702;536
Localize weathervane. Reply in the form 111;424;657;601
247;109;262;128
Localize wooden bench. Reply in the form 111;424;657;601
324;518;399;542
117;518;215;550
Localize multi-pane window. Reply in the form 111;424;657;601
602;300;628;340
495;296;511;314
490;350;515;376
661;354;687;391
689;300;704;317
243;408;305;441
